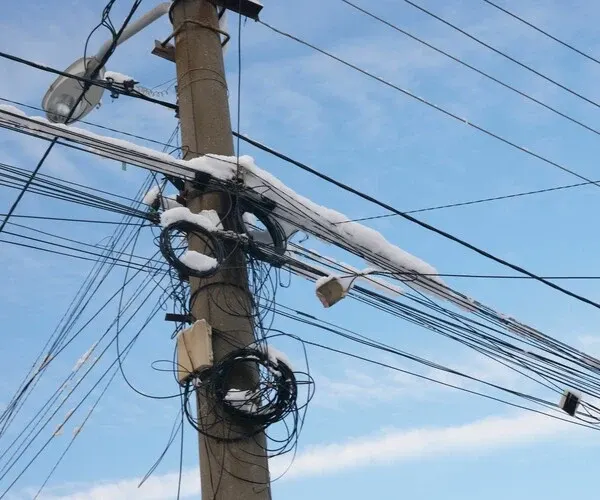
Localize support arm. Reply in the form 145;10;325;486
93;2;171;68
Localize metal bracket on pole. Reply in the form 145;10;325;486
152;39;176;62
154;20;231;65
212;0;263;19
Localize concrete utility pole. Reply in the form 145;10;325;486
170;1;271;498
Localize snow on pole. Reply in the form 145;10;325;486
180;251;219;273
104;71;137;84
249;343;294;371
142;185;161;206
160;207;219;230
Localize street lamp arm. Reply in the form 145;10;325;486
93;2;171;69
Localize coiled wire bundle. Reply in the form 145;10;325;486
159;219;225;279
183;345;301;443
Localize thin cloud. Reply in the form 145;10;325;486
31;411;584;500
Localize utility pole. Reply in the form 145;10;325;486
170;1;271;498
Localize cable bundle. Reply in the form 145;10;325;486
159;220;225;279
183;346;298;441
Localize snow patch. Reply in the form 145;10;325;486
160;207;218;231
143;185;161;206
243;212;259;229
225;389;258;414
0;105;237;182
180;251;218;273
250;343;293;371
161;195;183;210
0;104;26;117
104;71;136;84
232;156;454;302
72;343;97;372
201;209;223;230
315;275;335;290
0;104;461;306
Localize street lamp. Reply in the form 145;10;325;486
42;2;171;124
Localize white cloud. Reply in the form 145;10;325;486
315;351;524;409
34;471;199;500
29;411;585;500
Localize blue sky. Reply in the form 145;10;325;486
3;0;600;498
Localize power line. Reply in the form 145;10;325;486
480;0;600;66
3;95;594;223
275;329;600;432
2;226;163;270
339;0;600;139
0;288;167;498
0;214;148;225
400;0;600;110
340;179;599;223
0;0;143;237
0;96;178;150
0;176;161;437
0;161;151;221
227;92;600;312
0;52;177;112
0;238;163;273
257;20;600;190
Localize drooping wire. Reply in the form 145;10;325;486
0;0;144;236
339;0;600;140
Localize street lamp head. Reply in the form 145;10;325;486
42;57;105;125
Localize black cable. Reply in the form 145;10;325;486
339;0;600;139
0;96;176;148
0;174;159;438
284;248;600;400
257;20;600;191
372;270;600;281
285;334;600;431
400;0;600;110
4;93;596;222
31;367;120;500
0;0;143;236
159;220;225;279
0;160;146;206
480;0;600;66
227;99;600;312
0;252;170;475
342;178;600;222
0;52;177;111
0;231;164;273
0;142;56;235
0;290;167;498
0;214;147;225
0;271;165;476
0;164;152;221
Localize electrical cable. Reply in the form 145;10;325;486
339;0;600;140
225;94;600;312
0;244;172;475
282;247;600;401
5;94;599;225
279;332;600;431
480;0;600;67
0;171;159;441
31;367;120;500
399;0;600;110
0;0;143;236
0;291;168;499
257;20;600;191
0;52;177;111
342;178;600;222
